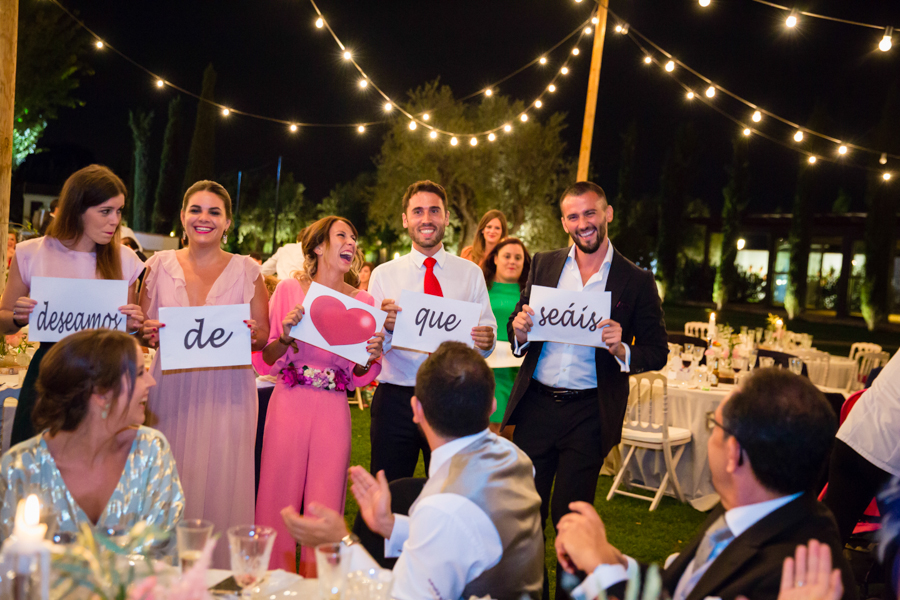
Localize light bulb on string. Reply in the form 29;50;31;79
643;56;652;64
408;121;417;131
315;17;324;28
665;60;675;72
705;86;716;98
358;79;368;88
561;67;569;75
488;133;496;141
357;125;365;133
808;155;817;164
535;100;543;108
470;138;478;146
742;128;751;136
342;50;352;60
383;102;393;112
429;131;438;139
752;110;762;122
838;145;848;155
422;114;430;121
592;17;599;25
884;172;893;181
617;23;629;34
221;108;230;117
699;0;711;6
450;137;459;146
793;130;804;142
686;91;695;100
484;89;493;97
156;79;165;88
520;114;529;122
539;56;548;65
786;10;798;28
548;84;556;92
584;27;592;35
615;25;622;33
95;40;104;49
504;124;513;133
880;27;894;52
880;153;888;165
572;48;580;56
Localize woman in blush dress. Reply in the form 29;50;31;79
140;180;269;567
0;165;145;446
254;216;383;574
0;329;183;542
460;209;508;265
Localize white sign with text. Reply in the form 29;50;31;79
158;304;251;370
527;285;611;347
289;282;388;366
391;290;482;353
29;276;129;342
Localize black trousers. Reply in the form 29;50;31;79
823;438;893;544
352;477;427;569
512;380;604;600
370;383;431;482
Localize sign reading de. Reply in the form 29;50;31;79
158;304;252;371
29;276;129;343
527;285;612;347
290;282;388;366
391;290;482;353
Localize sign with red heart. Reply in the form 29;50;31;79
290;282;388;365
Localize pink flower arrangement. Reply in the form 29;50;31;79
281;362;352;392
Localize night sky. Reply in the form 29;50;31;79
20;0;900;217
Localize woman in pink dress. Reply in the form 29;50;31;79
254;216;383;574
0;165;145;446
140;180;269;567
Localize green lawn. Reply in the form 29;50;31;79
342;406;708;597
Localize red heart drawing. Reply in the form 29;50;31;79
309;295;377;346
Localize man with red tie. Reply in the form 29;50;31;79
368;180;497;481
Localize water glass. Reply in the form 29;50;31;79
316;542;346;600
760;357;775;369
691;346;705;365
177;519;213;572
789;357;804;376
684;343;695;356
228;525;277;595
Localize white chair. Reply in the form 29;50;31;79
848;351;890;392
684;322;709;339
805;351;831;387
849;342;882;361
350;388;365;410
607;373;692;511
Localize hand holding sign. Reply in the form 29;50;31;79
29;277;130;342
391;290;483;353
158;304;252;370
526;285;612;349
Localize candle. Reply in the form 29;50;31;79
708;312;716;339
0;495;50;600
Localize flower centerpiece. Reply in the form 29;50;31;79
0;332;32;368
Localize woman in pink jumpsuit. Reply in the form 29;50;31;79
254;216;383;574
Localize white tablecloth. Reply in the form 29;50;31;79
805;356;856;389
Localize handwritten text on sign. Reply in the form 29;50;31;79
391;290;482;353
158;304;251;370
527;285;611;347
290;282;388;366
29;276;128;342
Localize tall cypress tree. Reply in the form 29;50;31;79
656;123;697;301
181;64;218;232
610;122;637;258
128;109;154;232
152;96;186;234
714;136;750;309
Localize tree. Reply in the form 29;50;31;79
368;81;571;253
608;122;654;269
128;109;154;232
181;64;217;226
655;123;698;300
713;136;750;309
861;83;900;330
13;0;93;168
784;155;814;320
151;96;186;234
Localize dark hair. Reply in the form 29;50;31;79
121;237;140;251
48;165;127;280
182;180;234;225
482;237;531;291
468;210;509;265
559;181;608;208
49;198;59;211
249;252;262;262
401;180;447;213
415;341;495;438
33;330;140;436
298;216;362;282
722;368;836;495
360;261;375;272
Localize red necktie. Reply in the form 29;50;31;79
424;257;443;297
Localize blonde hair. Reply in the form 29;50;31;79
295;216;363;283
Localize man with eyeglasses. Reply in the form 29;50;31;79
553;368;858;600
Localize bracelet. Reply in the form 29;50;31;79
11;314;26;329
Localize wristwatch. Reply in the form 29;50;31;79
341;532;359;547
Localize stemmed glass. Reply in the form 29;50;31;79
228;525;276;597
691;346;705;367
732;356;747;384
789;357;804;376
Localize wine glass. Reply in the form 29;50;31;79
789;357;804;376
691;346;705;366
228;525;276;596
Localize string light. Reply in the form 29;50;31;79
643;56;652;64
358;79;368;88
665;60;675;72
539;56;548;65
881;153;889;165
548;84;557;92
686;91;695;100
572;48;580;56
422;114;430;121
535;100;543;108
705;86;716;98
221;108;231;117
584;27;592;35
785;10;798;28
289;124;298;132
450;137;458;146
752;110;762;122
470;137;478;146
699;0;711;6
808;155;817;164
616;23;630;34
592;17;599;25
315;17;324;28
408;121;417;130
561;67;569;75
504;124;513;133
429;131;438;139
793;130;804;142
884;172;893;181
488;133;496;141
156;79;165;88
383;102;393;112
342;50;352;60
94;40;104;49
880;27;894;52
484;89;493;97
838;145;848;155
357;125;365;133
743;128;751;136
520;114;529;122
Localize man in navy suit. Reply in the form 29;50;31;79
504;181;668;599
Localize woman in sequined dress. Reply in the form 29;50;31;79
253;216;383;574
0;329;184;541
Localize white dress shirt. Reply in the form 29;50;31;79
368;245;497;387
838;350;900;477
573;493;803;600
260;242;305;280
385;430;503;600
516;242;629;389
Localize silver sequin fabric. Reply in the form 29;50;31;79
0;426;185;541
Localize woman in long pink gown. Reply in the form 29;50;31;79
140;180;269;567
254;216;383;574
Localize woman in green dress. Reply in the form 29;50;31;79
481;237;531;436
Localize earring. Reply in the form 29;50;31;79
222;233;228;244
181;231;187;243
101;404;109;419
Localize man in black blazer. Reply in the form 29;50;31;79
503;181;668;599
554;368;858;600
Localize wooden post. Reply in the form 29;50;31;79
0;0;17;295
576;3;609;182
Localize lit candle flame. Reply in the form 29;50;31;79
24;494;40;526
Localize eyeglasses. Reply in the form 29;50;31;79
707;413;745;466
